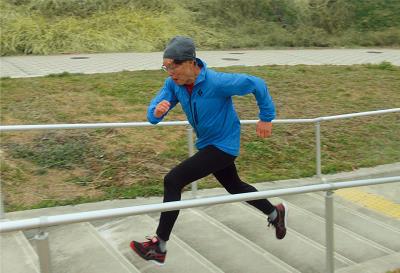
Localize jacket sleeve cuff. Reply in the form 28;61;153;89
147;107;163;124
259;113;275;122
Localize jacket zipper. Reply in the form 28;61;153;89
193;102;199;124
188;94;199;135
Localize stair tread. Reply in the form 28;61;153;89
281;193;400;252
312;188;400;229
172;208;299;273
1;231;39;273
201;202;351;273
96;214;223;273
44;222;140;273
336;252;400;273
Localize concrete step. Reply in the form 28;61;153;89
281;193;400;253
169;208;299;273
278;195;394;263
311;187;400;227
95;214;223;273
307;192;400;251
313;190;400;229
200;202;351;273
0;231;39;273
336;252;400;273
39;222;140;273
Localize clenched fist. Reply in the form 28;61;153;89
256;121;272;138
154;100;171;118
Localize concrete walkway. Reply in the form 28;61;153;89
1;48;399;78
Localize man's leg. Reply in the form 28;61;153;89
156;146;235;241
131;146;235;264
213;163;275;214
213;163;287;239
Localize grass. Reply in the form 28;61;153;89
0;64;399;211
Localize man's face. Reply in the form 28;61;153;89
162;58;196;85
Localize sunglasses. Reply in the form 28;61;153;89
161;60;188;72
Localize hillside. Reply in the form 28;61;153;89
1;0;400;55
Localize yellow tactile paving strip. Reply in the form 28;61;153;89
336;188;400;219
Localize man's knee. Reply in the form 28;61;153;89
163;170;184;192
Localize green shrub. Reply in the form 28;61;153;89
1;7;183;55
364;61;396;71
370;28;400;46
11;0;176;17
293;27;331;47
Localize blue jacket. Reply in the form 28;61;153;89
147;58;275;156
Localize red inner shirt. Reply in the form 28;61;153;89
185;83;194;95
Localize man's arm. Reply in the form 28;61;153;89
217;72;276;137
147;79;178;124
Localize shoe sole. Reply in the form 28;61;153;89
151;260;166;266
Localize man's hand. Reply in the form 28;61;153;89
154;100;171;118
256;121;273;138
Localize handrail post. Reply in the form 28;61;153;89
315;120;322;178
325;188;335;273
34;218;52;273
187;128;197;198
317;116;334;273
0;178;5;219
315;119;335;273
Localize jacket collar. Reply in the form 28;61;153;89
194;58;207;85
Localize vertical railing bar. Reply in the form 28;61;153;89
34;216;52;273
35;231;51;273
325;189;335;273
187;128;197;198
0;178;4;219
316;120;334;273
315;120;322;178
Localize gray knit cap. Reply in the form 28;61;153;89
163;36;196;61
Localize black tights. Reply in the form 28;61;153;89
156;145;275;241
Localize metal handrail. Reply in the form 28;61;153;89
1;176;399;233
1;108;398;200
1;108;399;131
